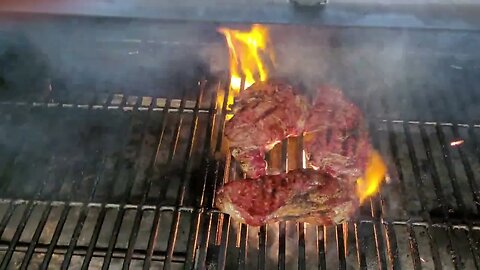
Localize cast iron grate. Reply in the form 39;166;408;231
0;75;479;269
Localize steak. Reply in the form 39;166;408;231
304;86;370;180
224;81;310;178
218;81;376;226
216;169;358;226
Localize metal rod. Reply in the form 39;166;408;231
143;90;193;270
163;83;205;270
59;95;116;269
418;124;462;269
100;99;165;270
192;76;234;270
336;224;346;270
451;125;480;214
367;122;388;270
0;241;187;262
237;223;248;270
80;98;132;270
17;157;72;270
141;97;174;270
434;125;480;268
5;107;78;269
385;121;421;270
430;70;480;267
403;123;447;269
353;223;366;270
0;155;54;268
298;223;306;270
121;97;167;269
38;106;114;269
217;214;231;270
258;225;267;270
0;107;51;243
183;90;218;270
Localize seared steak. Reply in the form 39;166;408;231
224;81;310;178
216;169;358;226
304;86;370;180
218;81;376;226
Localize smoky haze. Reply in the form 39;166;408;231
1;17;479;122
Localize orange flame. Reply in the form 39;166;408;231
217;24;274;112
356;150;388;204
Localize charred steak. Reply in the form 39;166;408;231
224;81;310;178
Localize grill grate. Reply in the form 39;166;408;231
0;76;480;269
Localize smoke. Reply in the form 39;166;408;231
2;19;478;119
0;18;222;99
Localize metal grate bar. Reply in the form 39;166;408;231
385;121;422;270
0;95;213;114
38;111;101;269
60;109;120;269
92;100;150;268
367;122;389;270
353;223;366;270
237;224;248;270
0;110;70;269
431;72;480;268
210;81;247;270
182;90;218;270
149;90;204;269
0;108;53;247
119;94;175;269
99;96;174;270
383;83;441;270
141;98;173;270
452;126;480;214
336;224;346;270
80;139;131;267
78;95;129;269
192;78;234;270
383;221;400;269
257;225;267;270
186;102;222;269
217;212;231;270
403;123;446;269
163;82;206;270
114;100;162;269
10;108;90;269
0;241;187;263
56;94;119;267
10;160;69;269
418;124;463;269
435;125;480;264
297;223;306;270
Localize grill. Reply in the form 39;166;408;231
1;4;480;270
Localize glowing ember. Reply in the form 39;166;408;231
356;150;387;204
217;24;274;111
450;139;464;147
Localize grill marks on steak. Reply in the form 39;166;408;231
216;169;358;226
225;81;310;178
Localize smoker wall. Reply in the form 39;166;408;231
1;16;479;123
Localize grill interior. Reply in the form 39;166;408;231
0;17;480;269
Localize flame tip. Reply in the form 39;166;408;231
217;24;273;109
